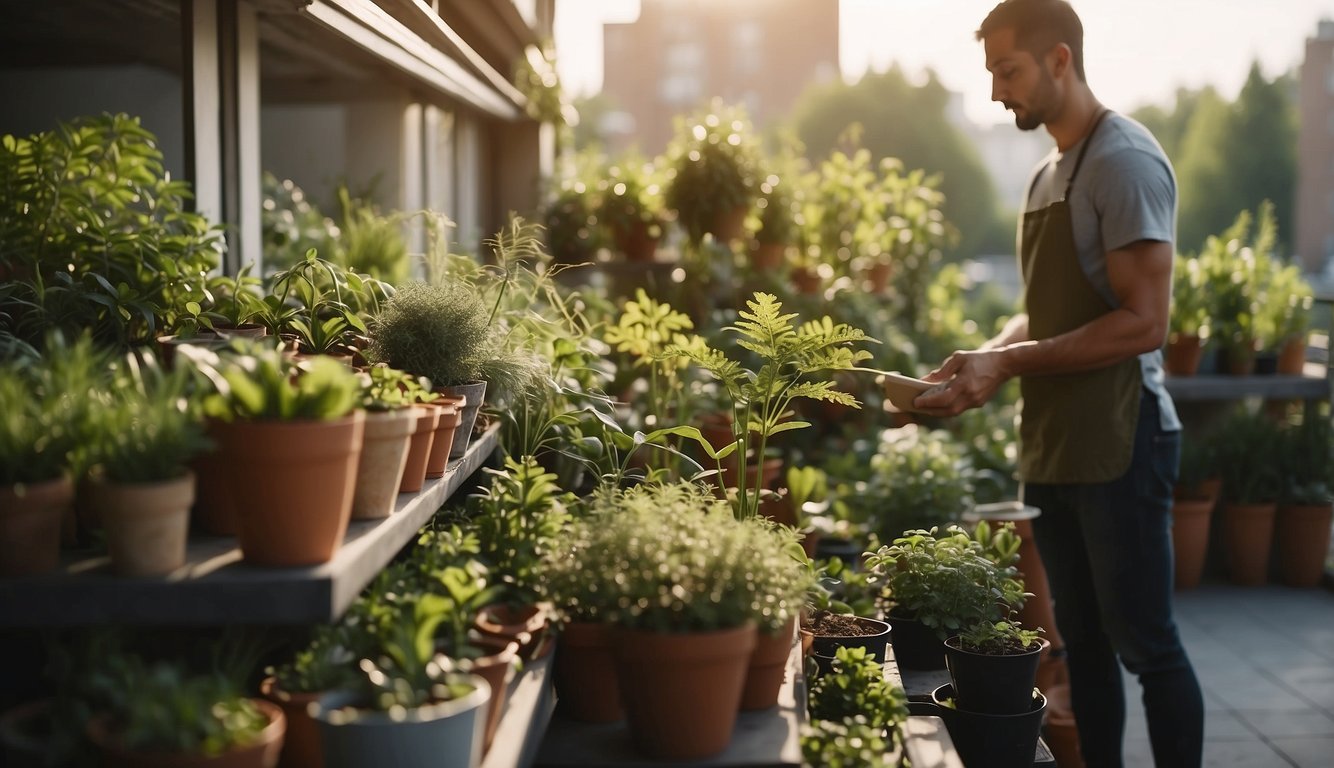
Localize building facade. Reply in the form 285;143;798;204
0;0;556;268
599;0;839;154
1297;19;1334;276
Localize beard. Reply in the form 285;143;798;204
1008;71;1058;131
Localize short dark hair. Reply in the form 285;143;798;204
976;0;1086;82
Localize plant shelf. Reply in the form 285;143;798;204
534;636;806;767
482;650;557;768
0;424;499;628
1164;366;1330;402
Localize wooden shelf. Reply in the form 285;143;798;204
0;425;499;628
535;637;805;767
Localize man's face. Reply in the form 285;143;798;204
984;27;1057;131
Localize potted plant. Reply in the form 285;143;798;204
185;339;364;566
350;366;432;519
310;602;490;768
368;280;490;457
1165;253;1210;376
1214;408;1283;585
665;99;761;245
87;352;209;576
943;617;1048;716
751;174;799;272
1265;263;1314;375
86;657;285;768
543;179;605;264
1276;417;1334;587
586;481;797;759
469;456;573;659
861;423;973;545
929;682;1047;768
0;337;97;575
263;249;370;360
1172;433;1219;590
597;156;667;262
806;645;908;732
262;624;364;768
800;717;893;768
740;518;816;711
666;291;876;519
865;522;1027;670
1200;206;1275;375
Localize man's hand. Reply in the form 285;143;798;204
912;347;1015;417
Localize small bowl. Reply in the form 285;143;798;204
881;372;933;413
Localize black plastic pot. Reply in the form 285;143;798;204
809;615;892;664
813;536;860;567
945;636;1049;715
887;611;946;670
930;683;1047;768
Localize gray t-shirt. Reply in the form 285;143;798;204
1023;112;1182;432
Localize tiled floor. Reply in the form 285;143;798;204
1120;583;1334;767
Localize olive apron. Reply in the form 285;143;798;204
1018;111;1141;484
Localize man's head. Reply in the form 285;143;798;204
976;0;1085;131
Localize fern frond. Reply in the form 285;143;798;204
787;381;861;407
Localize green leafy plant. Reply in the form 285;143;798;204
859;424;973;542
597;156;667;250
469;456;574;604
265;249;370;356
260;172;339;272
1170;253;1211;341
91;656;268;757
358;364;437;411
334;185;411;285
864;522;1027;635
186;339;360;421
513;41;566;125
268;624;363;694
1198;204;1279;358
1177;431;1218;498
90;352;210;484
799;717;891;768
665;99;762;244
1265;261;1314;349
807;645;908;729
1214;407;1284;504
665;291;876;518
543;179;604;264
952;617;1044;655
0;113;223;350
579;482;806;633
368;280;489;387
754;171;801;247
0;333;107;485
605;289;700;431
1280;416;1334;505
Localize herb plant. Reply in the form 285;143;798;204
952;617;1044;656
268;624;362;694
665;99;762;244
91;352;210;483
806;645;908;729
799;718;891;768
469;456;573;603
186;340;360;422
0;333;107;485
358;365;437;411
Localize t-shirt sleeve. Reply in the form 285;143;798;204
1090;147;1176;253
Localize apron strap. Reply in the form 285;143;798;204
1063;109;1110;199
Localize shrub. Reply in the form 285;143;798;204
367;280;489;387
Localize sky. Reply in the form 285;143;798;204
553;0;1334;126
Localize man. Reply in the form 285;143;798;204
912;1;1204;765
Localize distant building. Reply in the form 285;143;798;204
1297;19;1334;276
599;0;839;154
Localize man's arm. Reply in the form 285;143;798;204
914;238;1172;416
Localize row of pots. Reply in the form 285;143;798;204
0;382;487;578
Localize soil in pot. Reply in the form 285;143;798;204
804;613;891;664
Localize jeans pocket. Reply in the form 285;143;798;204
1139;430;1181;501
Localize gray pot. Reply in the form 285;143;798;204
311;674;490;768
439;380;487;458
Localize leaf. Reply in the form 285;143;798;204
767;420;812;436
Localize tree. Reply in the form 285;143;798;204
1173;63;1296;253
1131;86;1210;159
786;66;1008;258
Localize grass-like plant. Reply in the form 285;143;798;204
91;352;210;484
368;280;489;388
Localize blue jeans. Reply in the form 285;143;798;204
1023;390;1204;768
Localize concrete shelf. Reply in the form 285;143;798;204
0;425;499;628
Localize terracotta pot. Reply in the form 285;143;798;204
87;698;285;768
0;476;72;577
351;408;417;519
612;622;757;760
1164;334;1205;377
459;637;517;753
1222;502;1277;586
1177;476;1221;504
1171;497;1214;590
438;381;486;459
615;220;659;263
751;241;786;272
798;628;814;657
789;267;822;295
741;617;796;710
399;407;440;493
863;261;894;293
699;412;738;455
215;324;268;340
260;678;323;768
1276;502;1333;587
709;205;748;242
156;334;229;370
93;471;195;577
212;412;365;566
799;528;822;560
474;603;547;660
1277;335;1307;375
720;456;784;493
1224;342;1258;376
192;423;238;537
424;399;464;478
553;621;623;723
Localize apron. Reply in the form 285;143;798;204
1018;110;1142;484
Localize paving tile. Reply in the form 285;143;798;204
1270;735;1334;768
1127;737;1295;767
1234;709;1334;737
